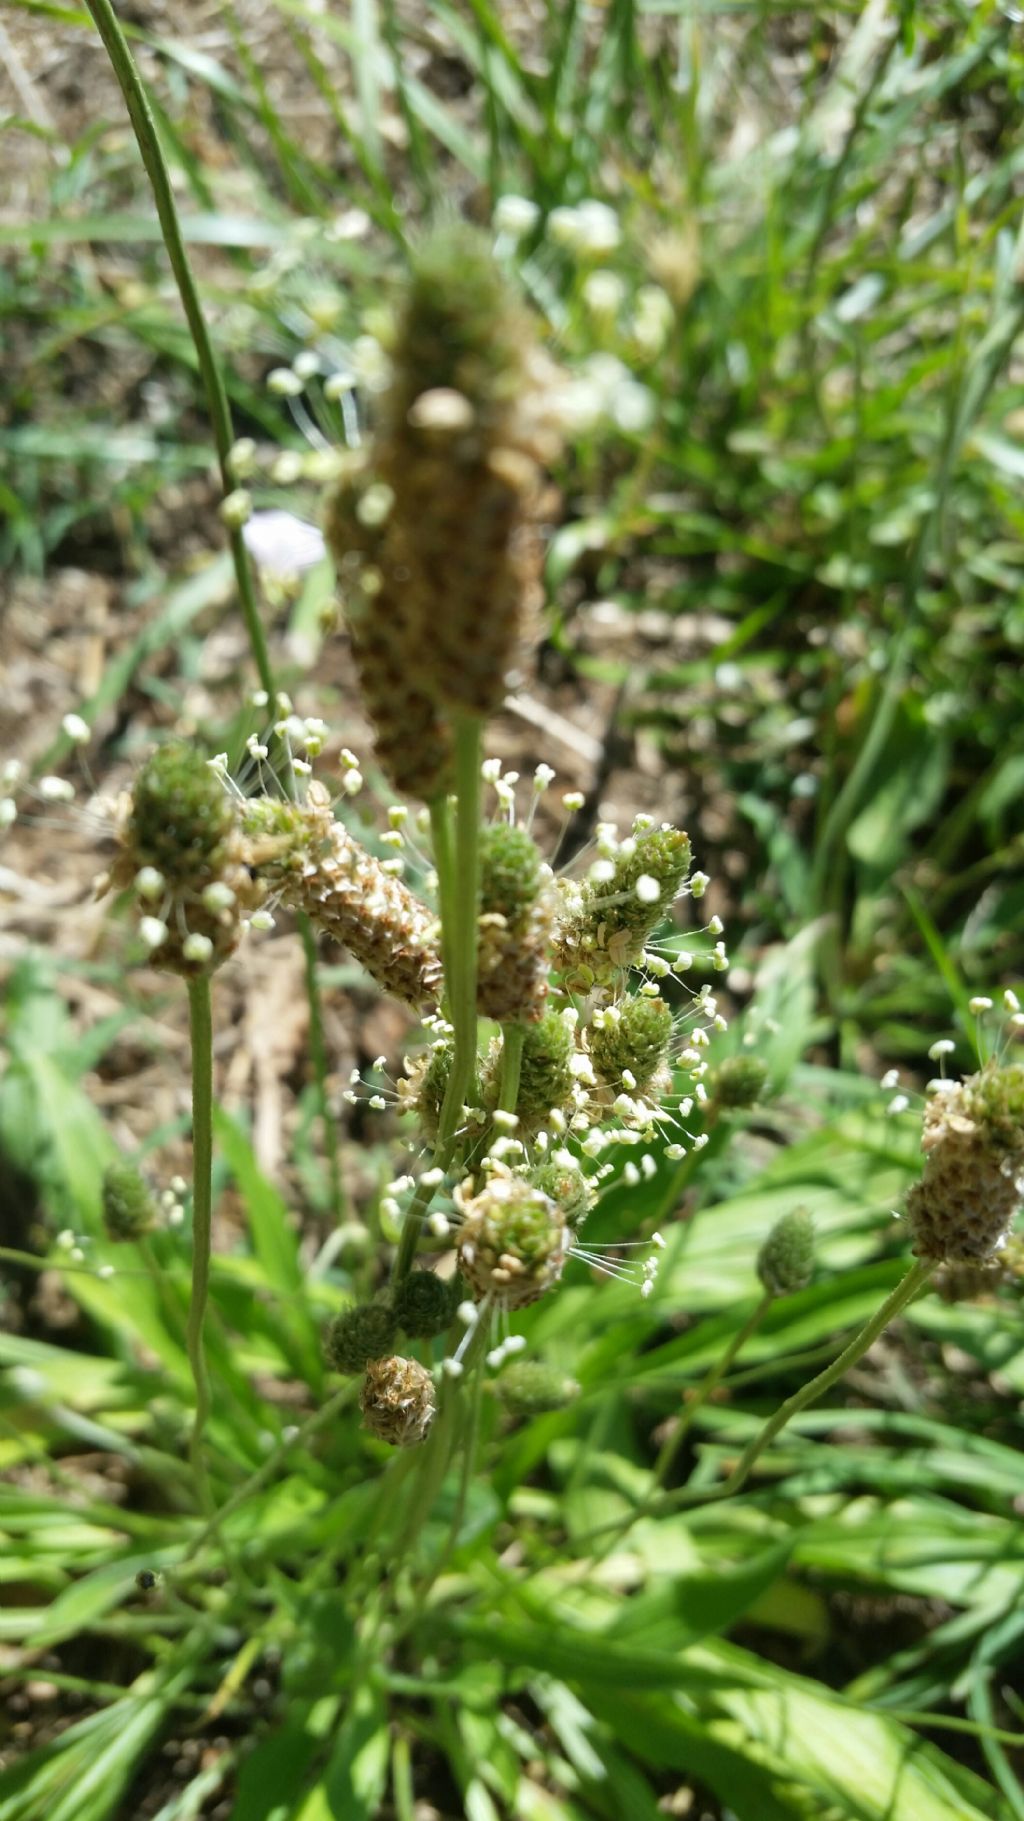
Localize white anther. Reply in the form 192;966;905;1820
39;776;75;802
202;883;236;912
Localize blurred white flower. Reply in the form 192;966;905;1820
582;270;626;316
494;195;540;238
242;510;327;578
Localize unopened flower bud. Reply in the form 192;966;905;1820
392;1269;452;1340
757;1209;815;1297
712;1054;770;1110
102;1162;156;1241
325;1301;398;1374
495;1359;580;1415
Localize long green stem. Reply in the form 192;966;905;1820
660;1256;935;1515
185;976;215;1516
652;1291;773;1494
429;793;456;1004
300;917;346;1222
87;0;347;1255
84;0;274;700
577;1257;934;1553
496;1025;525;1114
436;717;482;1151
391;723;481;1286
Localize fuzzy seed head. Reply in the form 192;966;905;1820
325;1301;398;1374
458;1177;569;1308
101;1163;156;1242
360;1354;436;1447
757;1209;815;1297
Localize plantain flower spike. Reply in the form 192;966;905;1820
242;785;442;1010
711;1053;770;1111
360;1354;436;1447
588;993;673;1099
392;1269;452;1340
556;820;692;989
325;1301;398;1374
323;453;452;800
376;224;559;720
476;822;553;1024
487;1008;579;1140
757;1209;815;1297
107;742;259;976
102;1162;157;1242
457;1175;569;1309
906;1062;1024;1263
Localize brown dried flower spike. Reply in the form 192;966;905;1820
360;1354;436;1448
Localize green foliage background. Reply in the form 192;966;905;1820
2;2;1024;1817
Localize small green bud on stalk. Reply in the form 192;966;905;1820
360;1354;436;1447
393;1269;452;1340
757;1210;815;1297
325;1301;398;1373
711;1054;770;1110
102;1163;156;1241
495;1360;580;1415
